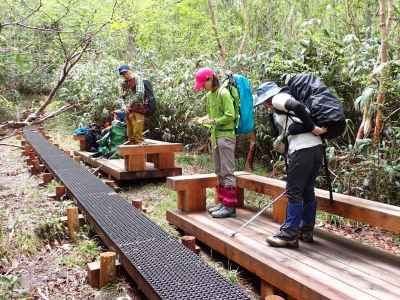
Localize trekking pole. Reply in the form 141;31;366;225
230;190;287;238
322;140;334;205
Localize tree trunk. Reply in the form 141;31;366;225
207;0;227;66
373;0;392;144
237;0;248;57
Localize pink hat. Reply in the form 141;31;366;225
194;67;215;92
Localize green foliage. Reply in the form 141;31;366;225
0;275;20;300
58;239;100;267
34;217;65;244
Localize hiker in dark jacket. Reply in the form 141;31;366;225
118;64;150;144
254;82;326;248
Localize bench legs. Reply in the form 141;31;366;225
147;153;175;169
124;153;176;171
177;183;207;212
124;154;146;171
272;190;288;224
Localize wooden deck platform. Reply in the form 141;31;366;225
74;150;182;181
167;208;400;300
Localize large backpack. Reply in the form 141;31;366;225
224;74;255;135
144;79;156;115
285;73;346;139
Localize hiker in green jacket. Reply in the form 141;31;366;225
194;67;239;218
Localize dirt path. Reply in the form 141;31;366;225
0;139;137;299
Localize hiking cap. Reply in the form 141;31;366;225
118;64;130;74
194;67;215;92
253;82;282;107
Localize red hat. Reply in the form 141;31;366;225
194;67;215;92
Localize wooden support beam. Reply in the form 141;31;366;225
167;174;218;212
67;206;79;242
99;252;117;288
123;154;145;172
87;259;121;289
265;296;285;300
272;191;288;224
156;153;175;169
261;280;276;298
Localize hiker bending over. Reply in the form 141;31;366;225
254;82;326;248
118;64;156;144
194;67;239;218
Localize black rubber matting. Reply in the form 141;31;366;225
23;128;249;300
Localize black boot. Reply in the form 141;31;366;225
299;228;314;243
266;230;299;248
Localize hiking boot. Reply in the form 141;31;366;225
207;203;223;214
211;205;236;218
299;230;314;243
266;231;299;248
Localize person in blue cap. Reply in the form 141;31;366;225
254;82;326;248
118;64;148;144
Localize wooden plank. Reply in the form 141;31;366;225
167;173;218;190
235;173;400;233
124;153;146;171
155;153;175;169
118;143;183;156
166;209;400;300
74;151;182;181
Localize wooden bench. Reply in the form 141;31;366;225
166;172;400;300
118;139;183;172
235;172;400;234
167;171;400;234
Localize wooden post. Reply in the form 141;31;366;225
181;236;196;251
55;186;66;200
87;261;100;288
181;236;200;254
99;252;116;288
124;154;146;172
272;191;287;224
177;183;207;212
41;173;53;185
132;198;143;210
261;280;275;299
237;187;245;208
87;259;121;288
156;153;175;169
67;207;79;241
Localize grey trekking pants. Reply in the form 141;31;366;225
213;137;236;187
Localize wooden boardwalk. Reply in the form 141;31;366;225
74;150;182;181
167;208;400;300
